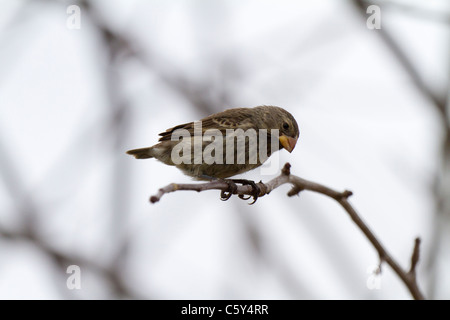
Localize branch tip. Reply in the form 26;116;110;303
282;163;291;176
287;186;304;197
342;190;353;198
408;237;421;276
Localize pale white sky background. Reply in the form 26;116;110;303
0;0;448;299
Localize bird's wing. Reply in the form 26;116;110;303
158;108;256;141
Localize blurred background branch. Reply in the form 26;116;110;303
353;0;449;299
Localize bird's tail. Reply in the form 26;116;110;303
126;147;154;159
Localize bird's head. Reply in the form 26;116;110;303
260;106;299;153
278;112;299;153
255;106;299;153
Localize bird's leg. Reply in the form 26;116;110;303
228;179;261;204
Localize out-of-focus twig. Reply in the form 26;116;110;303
353;0;448;120
0;225;139;299
353;0;449;300
151;162;426;300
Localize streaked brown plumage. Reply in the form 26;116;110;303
127;105;299;179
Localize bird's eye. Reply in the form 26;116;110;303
283;123;289;130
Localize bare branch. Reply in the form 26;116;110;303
150;162;426;300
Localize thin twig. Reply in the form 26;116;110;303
408;238;421;277
150;162;426;300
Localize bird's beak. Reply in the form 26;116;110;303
279;135;298;153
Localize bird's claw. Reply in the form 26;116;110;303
238;194;251;201
221;179;260;204
220;180;238;201
244;180;261;205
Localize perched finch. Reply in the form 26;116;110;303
127;105;299;180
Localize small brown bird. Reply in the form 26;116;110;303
127;106;299;180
